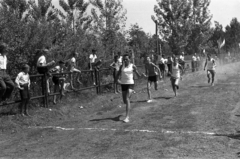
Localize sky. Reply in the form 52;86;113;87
52;0;240;34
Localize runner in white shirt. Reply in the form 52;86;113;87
170;57;183;97
116;54;142;123
204;54;216;86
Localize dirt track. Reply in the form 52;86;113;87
1;62;240;159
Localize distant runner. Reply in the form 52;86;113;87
170;57;183;97
204;54;216;86
116;54;142;123
143;56;161;103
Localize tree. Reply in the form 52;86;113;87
225;18;240;52
91;0;127;59
154;0;212;55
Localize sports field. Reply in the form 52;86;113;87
1;62;240;159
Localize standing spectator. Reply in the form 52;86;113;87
51;61;66;104
167;56;173;76
69;51;82;89
0;43;15;104
110;55;121;94
192;53;197;72
159;54;167;79
15;64;31;116
117;52;123;66
179;53;185;70
89;49;97;85
196;54;201;71
36;49;55;94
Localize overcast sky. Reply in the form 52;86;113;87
52;0;240;34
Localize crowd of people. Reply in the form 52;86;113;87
0;42;218;121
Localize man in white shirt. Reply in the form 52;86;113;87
89;49;97;85
89;49;97;70
69;52;82;89
0;43;15;103
36;49;55;94
192;53;197;72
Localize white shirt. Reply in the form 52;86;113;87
89;54;97;63
37;55;46;66
0;54;7;69
121;63;134;84
118;56;122;65
179;55;184;61
15;72;30;88
192;56;197;61
159;58;167;64
51;65;64;73
172;63;181;79
206;58;216;70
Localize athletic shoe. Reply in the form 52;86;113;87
123;117;129;123
147;99;153;103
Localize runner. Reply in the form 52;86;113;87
158;54;167;79
204;54;216;86
116;54;142;123
0;43;15;104
110;55;121;94
51;60;66;104
170;57;183;97
143;56;161;103
15;64;31;116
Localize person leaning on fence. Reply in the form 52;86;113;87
110;55;121;94
0;43;15;104
15;64;31;116
50;60;66;104
116;54;142;123
36;49;55;94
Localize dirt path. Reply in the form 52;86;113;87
1;62;240;159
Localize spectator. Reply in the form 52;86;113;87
51;60;66;104
15;64;31;116
192;53;197;72
117;52;123;66
36;49;55;94
89;49;97;85
158;54;167;79
0;43;15;104
69;51;82;89
110;55;121;94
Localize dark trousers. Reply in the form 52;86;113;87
0;70;15;100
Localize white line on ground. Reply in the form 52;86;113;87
28;126;216;136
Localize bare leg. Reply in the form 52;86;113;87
147;81;152;101
122;89;132;123
211;71;215;86
53;84;58;104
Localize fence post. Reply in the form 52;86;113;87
41;74;46;107
98;69;101;93
94;69;99;94
44;73;49;108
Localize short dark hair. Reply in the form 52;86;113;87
59;60;65;64
22;64;30;70
0;43;8;53
114;55;119;60
92;49;96;53
123;54;130;59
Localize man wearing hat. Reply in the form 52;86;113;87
0;43;15;103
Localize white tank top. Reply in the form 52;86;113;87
121;63;134;84
207;58;216;70
172;63;180;78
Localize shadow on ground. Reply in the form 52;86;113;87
89;115;122;122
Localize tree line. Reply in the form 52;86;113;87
0;0;239;76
